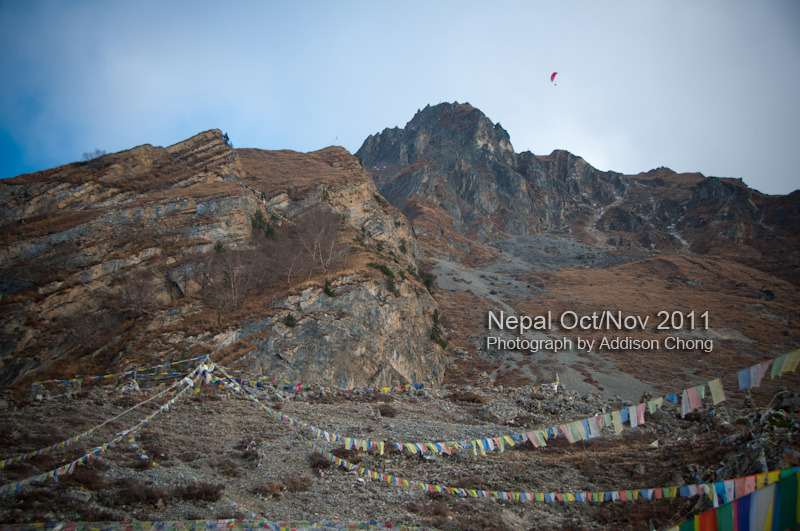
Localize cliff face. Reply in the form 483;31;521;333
0;131;445;391
356;103;800;282
356;103;629;256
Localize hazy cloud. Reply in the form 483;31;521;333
1;0;798;194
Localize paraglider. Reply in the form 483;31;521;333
551;72;558;85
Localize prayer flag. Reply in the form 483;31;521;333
758;360;771;384
611;411;623;434
636;403;646;425
708;378;726;405
784;349;800;374
772;353;788;378
628;406;638;428
580;419;591;440
588;415;602;438
560;424;574;444
749;363;762;389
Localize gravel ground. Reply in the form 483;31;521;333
1;371;798;530
432;233;657;403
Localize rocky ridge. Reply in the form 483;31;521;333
0;130;446;392
356;102;800;285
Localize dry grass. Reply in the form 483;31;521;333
238;147;363;201
0;208;104;246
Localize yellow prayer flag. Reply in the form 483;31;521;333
708;378;726;405
784;349;800;373
611;410;623;434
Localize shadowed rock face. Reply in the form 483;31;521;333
0;130;446;391
357;102;629;252
357;102;799;283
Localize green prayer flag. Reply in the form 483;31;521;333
777;468;799;530
772;353;788;378
716;503;733;530
678;515;697;531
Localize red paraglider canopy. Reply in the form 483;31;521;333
550;72;558;82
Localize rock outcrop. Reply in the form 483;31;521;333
357;102;800;283
0;131;446;391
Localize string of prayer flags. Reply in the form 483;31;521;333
1;372;193;470
298;426;800;507
35;355;206;386
213;350;800;463
1;368;201;495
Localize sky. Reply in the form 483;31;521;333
1;1;798;195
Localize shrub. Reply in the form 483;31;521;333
111;478;171;505
254;483;282;498
283;475;313;492
251;210;275;238
323;279;336;297
283;313;297;328
449;391;486;404
212;458;241;477
61;465;107;491
82;149;107;161
331;448;362;464
368;262;394;279
308;452;332;470
378;404;399;418
368;262;399;296
418;268;436;292
175;482;224;502
430;309;448;349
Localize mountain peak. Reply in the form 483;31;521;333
357;101;514;171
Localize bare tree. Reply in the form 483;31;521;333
82;149;107;161
104;270;157;319
292;205;346;276
216;250;253;309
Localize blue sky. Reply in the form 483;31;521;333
1;1;798;195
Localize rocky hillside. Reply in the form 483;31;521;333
356;103;800;284
0;130;446;393
357;102;800;399
1;110;799;531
